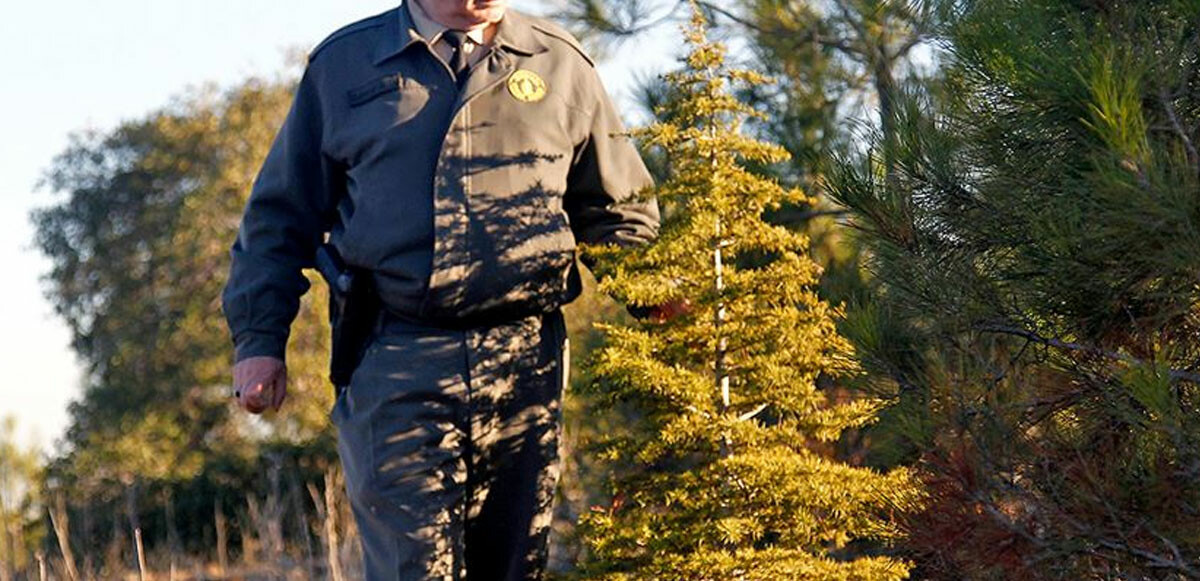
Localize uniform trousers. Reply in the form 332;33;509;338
330;308;568;580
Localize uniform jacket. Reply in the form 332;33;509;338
222;2;660;362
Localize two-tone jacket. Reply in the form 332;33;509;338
222;2;660;361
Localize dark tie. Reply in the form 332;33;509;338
442;30;470;89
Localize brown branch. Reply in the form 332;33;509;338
790;208;852;221
611;3;683;37
692;0;857;55
974;323;1200;384
1159;87;1200;177
563;0;682;38
48;494;80;581
1092;538;1200;578
693;0;760;32
891;33;926;62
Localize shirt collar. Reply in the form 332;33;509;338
375;1;547;65
407;0;487;46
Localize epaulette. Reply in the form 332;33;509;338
527;17;596;68
308;9;391;63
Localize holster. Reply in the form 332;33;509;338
315;243;380;390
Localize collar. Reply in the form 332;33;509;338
407;0;487;46
374;1;547;65
490;10;547;56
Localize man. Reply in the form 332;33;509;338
221;0;659;578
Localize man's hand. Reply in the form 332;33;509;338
233;356;287;414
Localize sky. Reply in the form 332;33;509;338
0;0;679;456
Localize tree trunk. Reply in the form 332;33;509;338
268;459;284;570
875;59;897;152
713;214;728;412
133;528;147;581
104;512;124;577
81;501;95;581
0;468;14;581
874;55;901;189
287;467;315;578
48;493;80;581
163;488;180;568
0;510;12;581
123;478;147;580
163;487;178;578
308;469;345;581
214;501;229;576
123;479;140;550
710;120;732;458
252;453;287;575
240;523;258;567
9;522;19;581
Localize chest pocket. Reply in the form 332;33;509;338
347;74;431;125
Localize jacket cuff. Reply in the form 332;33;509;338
233;331;288;363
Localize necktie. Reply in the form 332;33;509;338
442;30;471;89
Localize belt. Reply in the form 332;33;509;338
374;304;558;335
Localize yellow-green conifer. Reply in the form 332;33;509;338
575;6;923;580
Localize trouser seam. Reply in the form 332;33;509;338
461;329;474;580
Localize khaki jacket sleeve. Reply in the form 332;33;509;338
221;64;342;362
564;68;660;255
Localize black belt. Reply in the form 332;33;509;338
374;304;556;335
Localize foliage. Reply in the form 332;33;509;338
551;271;634;569
32;76;341;572
574;7;923;579
36;78;334;450
826;0;1200;577
557;0;949;396
559;0;942;183
0;417;46;578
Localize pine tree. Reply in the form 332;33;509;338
826;0;1200;576
575;7;923;579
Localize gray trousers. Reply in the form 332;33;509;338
330;309;568;580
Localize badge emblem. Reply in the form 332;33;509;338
507;69;547;103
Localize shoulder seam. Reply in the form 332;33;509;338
527;20;596;67
308;13;389;63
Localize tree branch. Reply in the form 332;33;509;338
1158;86;1200;177
1092;538;1200;578
790;208;852;221
737;402;769;422
974;323;1200;384
693;0;858;56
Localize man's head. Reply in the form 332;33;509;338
416;0;508;30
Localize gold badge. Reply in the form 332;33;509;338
507;69;547;103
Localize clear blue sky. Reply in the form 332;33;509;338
0;1;678;455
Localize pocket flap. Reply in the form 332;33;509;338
348;74;402;107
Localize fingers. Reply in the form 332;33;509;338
239;380;270;414
232;357;287;415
